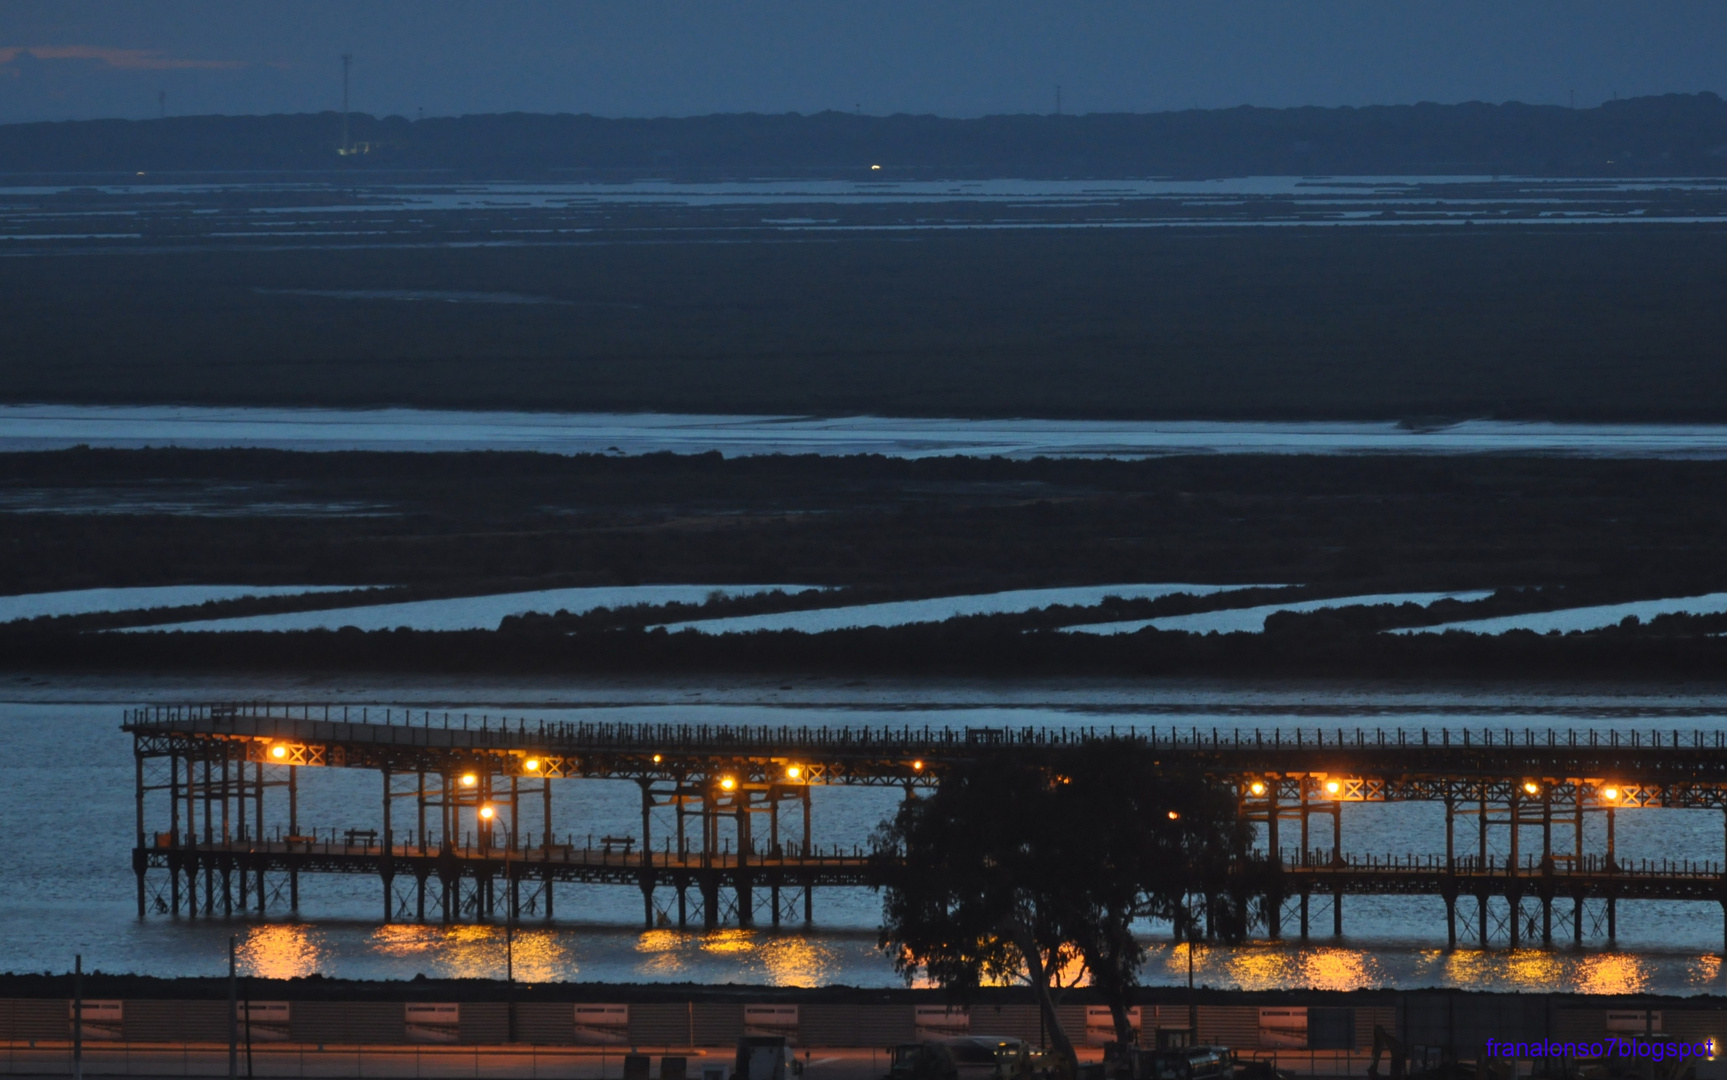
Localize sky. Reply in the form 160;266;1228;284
0;1;1724;124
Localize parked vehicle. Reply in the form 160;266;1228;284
735;1036;802;1080
1135;1046;1233;1080
887;1041;962;1080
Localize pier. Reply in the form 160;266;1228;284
124;704;1727;949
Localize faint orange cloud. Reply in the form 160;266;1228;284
0;45;244;71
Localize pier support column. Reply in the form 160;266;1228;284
701;876;719;930
1330;797;1342;937
288;764;299;912
1574;897;1583;945
736;793;753;928
1265;781;1281;940
1444;894;1457;949
1540;787;1553;946
1299;892;1309;940
203;757;215;915
134;751;147;917
382;767;393;924
641;780;655;928
1606;803;1618;943
770;787;784;933
1478;894;1489;946
169;753;182;916
542;773;554;920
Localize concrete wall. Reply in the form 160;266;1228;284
0;995;1712;1051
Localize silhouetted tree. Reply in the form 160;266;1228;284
873;742;1256;1061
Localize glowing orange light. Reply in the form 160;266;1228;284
1523;781;1540;796
1167;811;1180;820
719;776;736;791
269;744;287;760
461;773;477;787
1249;782;1266;796
652;754;662;764
478;805;495;820
911;760;924;771
786;765;802;780
1603;786;1619;801
524;758;541;772
1325;780;1340;795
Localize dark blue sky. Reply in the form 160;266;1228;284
2;1;1723;124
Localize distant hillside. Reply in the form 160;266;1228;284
2;94;1727;178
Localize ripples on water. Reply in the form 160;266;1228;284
199;925;1727;996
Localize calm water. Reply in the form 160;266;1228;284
1063;592;1494;635
654;585;1274;634
6;177;1727;249
1395;594;1727;636
10;681;1727;992
125;585;813;633
15;406;1727;459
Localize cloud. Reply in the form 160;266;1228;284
0;46;244;71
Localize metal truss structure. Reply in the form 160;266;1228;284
124;704;1727;949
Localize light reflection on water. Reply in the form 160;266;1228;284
236;924;324;980
634;928;846;986
211;927;1727;996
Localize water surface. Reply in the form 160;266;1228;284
16;406;1727;459
1393;594;1727;636
11;685;1727;992
131;585;812;633
656;585;1273;634
1064;592;1494;635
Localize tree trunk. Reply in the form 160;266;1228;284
1006;919;1077;1065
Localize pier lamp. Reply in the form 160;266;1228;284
912;760;924;772
269;744;288;760
1325;780;1341;796
1167;811;1180;820
720;776;736;791
1249;782;1266;797
1603;786;1620;801
786;765;802;780
1523;781;1541;796
652;754;662;764
478;805;495;821
524;758;541;772
461;773;477;787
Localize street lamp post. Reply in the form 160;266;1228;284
480;804;517;1042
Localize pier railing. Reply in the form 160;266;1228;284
123;702;1727;756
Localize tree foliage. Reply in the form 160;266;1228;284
873;742;1258;1058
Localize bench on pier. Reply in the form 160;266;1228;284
343;829;379;847
600;835;636;855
